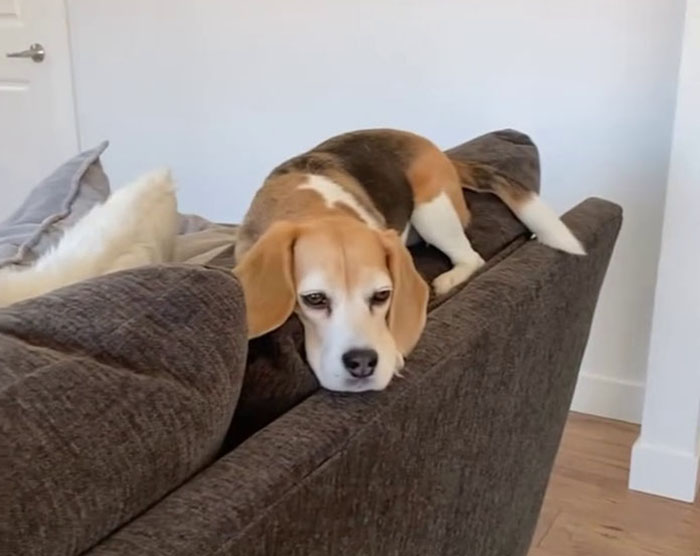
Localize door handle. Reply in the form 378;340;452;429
6;43;45;63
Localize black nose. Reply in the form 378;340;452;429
342;348;378;378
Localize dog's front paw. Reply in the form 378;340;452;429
432;255;485;296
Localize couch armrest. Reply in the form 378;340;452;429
0;265;248;556
87;199;622;556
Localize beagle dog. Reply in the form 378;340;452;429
234;129;584;392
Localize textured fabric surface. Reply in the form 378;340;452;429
0;265;248;556
0;141;110;268
218;129;540;448
86;198;621;556
175;224;239;265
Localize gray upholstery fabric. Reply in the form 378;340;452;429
0;141;110;268
86;198;622;556
449;128;540;260
219;129;541;448
0;265;248;556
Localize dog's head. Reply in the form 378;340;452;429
233;217;429;392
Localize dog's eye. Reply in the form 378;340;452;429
301;292;329;309
370;289;391;306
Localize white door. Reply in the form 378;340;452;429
0;0;78;220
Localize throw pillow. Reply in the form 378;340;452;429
0;141;110;268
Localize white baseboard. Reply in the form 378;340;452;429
570;371;645;424
629;439;700;502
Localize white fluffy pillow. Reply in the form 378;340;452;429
0;170;178;307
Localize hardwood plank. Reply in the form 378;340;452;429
529;413;700;556
528;548;557;556
531;505;560;546
539;511;693;556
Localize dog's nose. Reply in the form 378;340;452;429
342;348;378;378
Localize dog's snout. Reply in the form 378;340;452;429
342;348;378;378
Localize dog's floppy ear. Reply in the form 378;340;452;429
233;221;298;338
380;230;429;355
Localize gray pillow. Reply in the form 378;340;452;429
0;141;110;268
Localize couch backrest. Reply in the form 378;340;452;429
86;198;621;556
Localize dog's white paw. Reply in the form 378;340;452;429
432;254;485;296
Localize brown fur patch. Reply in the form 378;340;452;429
278;130;416;231
238;129;480;260
292;216;388;293
450;158;532;209
406;137;471;228
235;172;384;261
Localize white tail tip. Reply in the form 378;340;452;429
539;226;587;255
516;195;586;256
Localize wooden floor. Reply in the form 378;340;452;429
528;413;700;556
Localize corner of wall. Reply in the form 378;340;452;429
570;371;644;424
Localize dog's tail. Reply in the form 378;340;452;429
450;158;585;255
0;169;178;308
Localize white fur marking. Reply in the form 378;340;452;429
411;192;485;295
299;175;380;228
516;195;586;255
297;270;330;296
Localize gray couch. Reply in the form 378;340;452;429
0;131;621;556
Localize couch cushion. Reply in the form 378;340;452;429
0;265;248;556
0;141;111;269
222;129;540;448
453;128;540;257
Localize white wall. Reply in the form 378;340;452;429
630;0;700;503
67;0;686;422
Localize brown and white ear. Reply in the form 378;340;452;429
233;221;298;338
380;230;429;356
